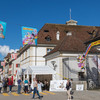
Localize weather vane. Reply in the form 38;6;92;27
70;8;72;20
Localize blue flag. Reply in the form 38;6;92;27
22;26;38;46
0;21;7;39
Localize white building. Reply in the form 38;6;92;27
4;20;100;89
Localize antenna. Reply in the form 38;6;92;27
70;8;71;20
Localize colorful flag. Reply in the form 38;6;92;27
11;53;17;59
22;26;38;46
77;55;85;69
0;21;7;39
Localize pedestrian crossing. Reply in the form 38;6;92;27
44;91;56;95
11;92;19;96
1;91;56;96
2;93;9;96
22;93;30;96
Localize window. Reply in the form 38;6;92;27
16;64;20;68
56;31;60;40
44;30;49;32
78;72;85;80
45;35;51;41
66;31;72;36
47;48;53;53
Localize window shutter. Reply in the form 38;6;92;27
16;64;18;67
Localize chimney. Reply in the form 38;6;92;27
66;19;77;25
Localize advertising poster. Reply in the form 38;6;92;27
0;21;7;39
22;26;38;45
76;84;84;91
50;80;67;91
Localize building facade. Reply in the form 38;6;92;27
3;19;100;89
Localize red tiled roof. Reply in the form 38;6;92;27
5;53;11;58
38;23;100;44
40;24;100;57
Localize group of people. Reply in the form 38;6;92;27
17;78;43;99
0;77;74;100
0;77;13;93
17;78;49;94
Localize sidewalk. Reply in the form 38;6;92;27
1;86;100;100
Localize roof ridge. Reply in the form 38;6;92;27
45;23;100;27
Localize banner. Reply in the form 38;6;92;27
50;80;67;91
0;21;7;39
77;55;85;69
85;40;100;57
22;26;38;45
77;40;100;69
11;53;17;59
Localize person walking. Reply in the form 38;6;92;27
66;79;71;100
70;79;74;96
17;78;22;94
3;78;8;93
24;78;28;93
32;78;41;99
8;78;13;93
0;81;3;93
44;80;48;90
37;80;43;92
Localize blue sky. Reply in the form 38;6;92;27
0;0;100;60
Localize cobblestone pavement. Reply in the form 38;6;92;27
0;90;100;100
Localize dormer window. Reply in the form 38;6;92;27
47;48;53;53
45;35;51;41
56;31;60;40
66;31;72;36
44;30;49;32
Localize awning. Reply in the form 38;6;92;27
23;65;56;75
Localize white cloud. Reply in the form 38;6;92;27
0;45;19;57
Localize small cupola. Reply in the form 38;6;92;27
66;9;78;25
66;20;77;25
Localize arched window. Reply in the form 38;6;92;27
45;35;51;41
56;31;60;40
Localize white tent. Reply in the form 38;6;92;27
15;65;56;85
24;66;56;75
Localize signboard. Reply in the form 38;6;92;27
0;21;7;39
22;26;38;46
11;53;17;59
50;80;67;91
76;84;84;91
